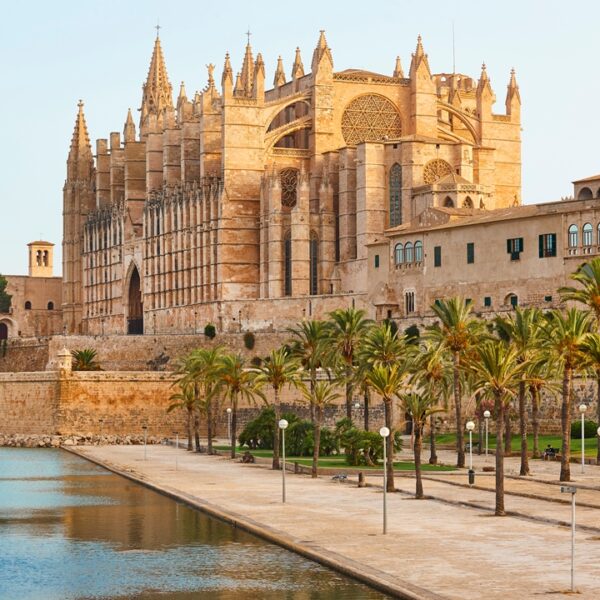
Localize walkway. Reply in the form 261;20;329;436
73;444;600;600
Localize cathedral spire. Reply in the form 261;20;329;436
140;35;173;132
178;81;187;103
393;56;404;78
292;47;305;79
505;68;521;116
273;55;286;87
234;71;243;95
67;100;93;180
409;34;431;78
222;52;233;86
123;108;136;142
311;30;333;73
240;40;254;96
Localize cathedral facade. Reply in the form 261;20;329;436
62;32;521;335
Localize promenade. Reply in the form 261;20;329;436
74;444;600;600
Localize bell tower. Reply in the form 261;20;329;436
28;241;54;277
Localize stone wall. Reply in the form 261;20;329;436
0;338;49;372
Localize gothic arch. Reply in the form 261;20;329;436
341;93;402;145
436;102;480;145
0;317;16;339
578;187;593;200
262;92;312;126
265;116;312;151
125;262;143;335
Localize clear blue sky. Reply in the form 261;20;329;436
1;0;599;275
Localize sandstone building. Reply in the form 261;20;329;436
63;31;522;335
1;242;63;339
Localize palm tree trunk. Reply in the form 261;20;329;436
518;380;529;475
206;392;213;455
504;408;512;455
345;365;353;418
194;410;201;453
414;422;424;498
531;384;541;459
230;394;238;459
272;388;281;470
597;374;600;465
429;414;438;465
453;353;465;468
560;369;572;482
309;369;316;422
495;391;506;516
364;388;370;431
187;406;193;451
312;406;322;478
384;398;395;492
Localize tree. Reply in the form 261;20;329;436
0;275;11;313
495;307;543;475
252;347;300;470
581;333;600;464
468;340;526;516
429;297;483;468
71;348;102;371
173;352;203;451
559;257;600;323
218;353;260;459
401;391;442;498
167;383;195;451
326;308;373;418
297;379;340;478
540;308;593;482
365;363;408;492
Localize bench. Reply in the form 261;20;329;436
543;447;561;460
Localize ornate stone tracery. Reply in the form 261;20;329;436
280;168;299;207
423;159;453;184
341;94;402;145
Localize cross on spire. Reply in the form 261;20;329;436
246;28;251;45
155;21;161;38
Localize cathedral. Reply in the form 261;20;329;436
62;31;521;335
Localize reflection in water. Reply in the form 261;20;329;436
0;449;388;600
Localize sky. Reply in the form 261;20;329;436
1;0;599;275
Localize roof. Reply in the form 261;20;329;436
572;174;600;184
27;240;54;246
435;172;472;185
336;68;391;78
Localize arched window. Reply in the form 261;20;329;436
394;243;404;264
414;241;423;262
309;233;318;295
568;224;579;248
24;301;31;310
462;197;474;208
389;163;402;227
578;187;593;200
443;196;454;208
280;169;299;208
284;231;292;296
583;223;593;246
47;301;54;310
0;322;7;340
505;293;518;309
405;242;414;263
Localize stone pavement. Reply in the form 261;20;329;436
74;444;600;600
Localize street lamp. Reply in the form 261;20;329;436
483;410;491;457
142;425;148;461
579;404;587;474
379;426;390;534
174;431;179;471
560;485;577;593
466;420;475;486
279;419;289;503
226;408;232;448
354;401;360;426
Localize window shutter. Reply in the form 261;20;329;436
507;239;511;253
539;234;544;258
518;237;524;252
551;233;557;256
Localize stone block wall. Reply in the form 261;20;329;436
0;338;49;372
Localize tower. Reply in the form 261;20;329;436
28;241;54;277
62;101;95;334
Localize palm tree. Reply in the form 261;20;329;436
496;307;543;476
252;347;300;469
297;379;340;478
365;363;407;492
540;308;593;482
581;333;600;464
429;297;483;468
559;257;600;322
326;307;373;418
401;391;442;498
287;319;330;422
173;352;203;452
167;383;195;451
71;348;102;371
468;340;526;516
218;353;260;459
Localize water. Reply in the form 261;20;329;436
0;448;388;600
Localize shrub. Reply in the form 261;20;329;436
335;417;402;466
204;323;216;339
71;348;102;371
243;331;256;350
404;324;420;343
250;356;262;367
383;318;398;337
571;418;599;439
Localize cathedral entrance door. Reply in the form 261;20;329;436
126;266;143;335
0;322;7;340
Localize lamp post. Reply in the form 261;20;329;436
279;419;289;503
579;404;587;474
354;401;360;427
483;410;491;457
466;420;475;486
379;426;390;534
174;431;179;471
226;408;232;449
142;425;148;461
561;485;577;593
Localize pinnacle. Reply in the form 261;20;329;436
317;30;327;49
141;35;173;116
393;56;404;78
274;55;286;87
69;99;92;162
292;46;305;79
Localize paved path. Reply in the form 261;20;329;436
74;444;600;600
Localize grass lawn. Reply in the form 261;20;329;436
214;446;456;471
428;433;599;457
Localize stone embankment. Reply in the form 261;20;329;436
0;434;166;448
